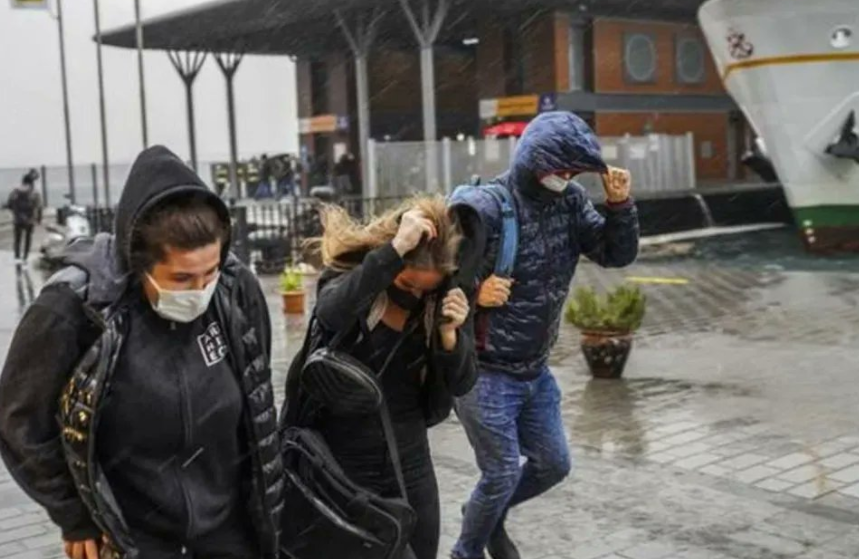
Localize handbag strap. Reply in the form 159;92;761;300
373;316;420;501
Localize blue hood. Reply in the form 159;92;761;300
510;111;607;196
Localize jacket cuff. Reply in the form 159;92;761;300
59;516;102;542
606;197;634;211
367;243;406;281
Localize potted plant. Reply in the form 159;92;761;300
280;267;306;315
564;285;646;379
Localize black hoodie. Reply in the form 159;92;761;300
0;147;264;547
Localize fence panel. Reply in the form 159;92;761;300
370;134;695;197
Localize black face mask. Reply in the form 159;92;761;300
386;285;423;312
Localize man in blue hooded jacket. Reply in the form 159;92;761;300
451;112;639;559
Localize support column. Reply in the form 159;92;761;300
168;51;208;172
215;52;245;198
335;8;382;198
92;0;110;196
53;0;75;199
134;0;148;147
398;0;449;192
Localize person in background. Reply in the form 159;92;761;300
7;169;43;265
450;112;640;559
0;146;283;559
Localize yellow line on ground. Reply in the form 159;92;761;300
723;52;859;80
626;276;690;285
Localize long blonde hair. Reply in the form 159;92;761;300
310;195;462;274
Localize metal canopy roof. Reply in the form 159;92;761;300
99;0;705;57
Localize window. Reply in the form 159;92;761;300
568;22;586;91
624;33;657;84
675;35;706;84
310;60;329;115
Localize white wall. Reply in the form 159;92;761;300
0;0;298;169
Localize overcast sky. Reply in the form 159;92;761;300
0;0;298;171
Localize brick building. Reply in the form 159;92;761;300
298;9;745;186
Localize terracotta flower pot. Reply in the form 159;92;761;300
282;291;306;315
580;331;634;379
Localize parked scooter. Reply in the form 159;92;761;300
39;200;91;272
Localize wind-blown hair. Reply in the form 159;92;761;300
309;196;462;274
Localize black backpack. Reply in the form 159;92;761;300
279;316;418;559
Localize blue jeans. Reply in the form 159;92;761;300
453;366;572;559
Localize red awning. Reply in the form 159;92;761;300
484;121;529;137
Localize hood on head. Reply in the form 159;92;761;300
510;111;607;198
114;146;231;273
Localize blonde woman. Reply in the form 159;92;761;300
286;196;477;559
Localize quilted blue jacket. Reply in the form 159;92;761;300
456;112;640;377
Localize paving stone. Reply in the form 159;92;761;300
0;526;45;546
777;465;828;484
766;452;815;470
618;541;676;559
734;465;781;484
820;453;859;471
755;478;795;492
646;453;677;465
717;453;769;470
699;464;732;478
671;453;722;470
19;534;59;552
658;431;708;447
788;480;844;499
663;442;712;459
829;464;859;484
837;483;859;498
0;517;47;532
570;541;620;559
728;529;808;555
0;543;25;557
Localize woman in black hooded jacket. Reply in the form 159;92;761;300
283;196;478;559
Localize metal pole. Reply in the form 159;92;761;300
92;0;110;194
55;0;75;199
419;46;437;143
225;75;239;197
185;81;198;171
420;46;438;191
90;163;99;208
40;165;48;207
134;0;148;147
355;54;371;197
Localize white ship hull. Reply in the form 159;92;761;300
699;0;859;252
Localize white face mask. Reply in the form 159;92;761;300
147;273;220;323
540;174;569;193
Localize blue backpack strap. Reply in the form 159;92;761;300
484;184;518;277
447;183;518;277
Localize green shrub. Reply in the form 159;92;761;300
280;267;304;293
565;284;646;333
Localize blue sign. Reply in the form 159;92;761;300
337;116;350;131
539;93;557;113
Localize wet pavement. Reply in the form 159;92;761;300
1;227;859;558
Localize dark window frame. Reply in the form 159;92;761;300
675;33;707;85
623;32;658;85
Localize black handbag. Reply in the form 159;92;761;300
280;316;420;559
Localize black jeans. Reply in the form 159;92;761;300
13;224;33;260
402;462;440;559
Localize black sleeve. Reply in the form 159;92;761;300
0;286;102;540
315;243;405;333
430;297;477;398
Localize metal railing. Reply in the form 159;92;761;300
82;195;407;274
